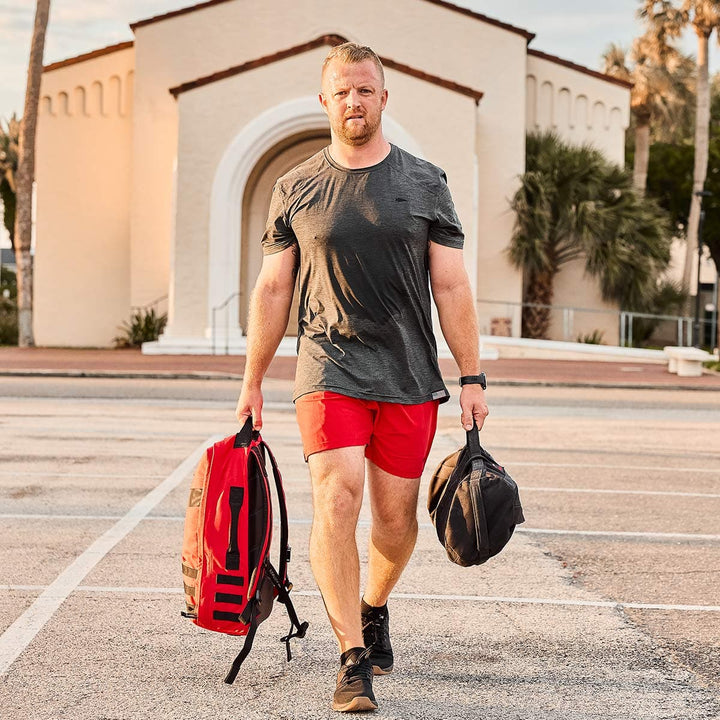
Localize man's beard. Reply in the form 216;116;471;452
333;110;382;146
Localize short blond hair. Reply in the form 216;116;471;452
321;42;385;86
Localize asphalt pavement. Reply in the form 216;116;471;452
0;350;719;719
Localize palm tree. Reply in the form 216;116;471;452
640;0;720;294
509;132;672;339
0;114;20;249
602;36;694;192
15;0;50;347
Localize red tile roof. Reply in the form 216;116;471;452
169;34;484;102
130;0;233;30
528;49;633;90
43;41;134;73
41;6;629;97
421;0;534;40
130;0;534;41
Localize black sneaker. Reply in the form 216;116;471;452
332;647;377;713
361;601;394;675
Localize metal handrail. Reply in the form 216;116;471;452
211;292;240;355
131;294;168;314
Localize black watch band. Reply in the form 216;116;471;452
459;372;486;389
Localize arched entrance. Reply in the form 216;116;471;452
240;130;330;335
199;95;424;352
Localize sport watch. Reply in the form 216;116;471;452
459;372;487;390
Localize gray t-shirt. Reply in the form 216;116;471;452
262;144;464;404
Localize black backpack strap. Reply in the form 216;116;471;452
223;601;259;685
260;441;290;582
264;560;309;661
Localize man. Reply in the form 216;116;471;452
235;42;488;713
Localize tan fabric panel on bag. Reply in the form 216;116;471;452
432;448;462;484
182;449;210;609
182;563;198;579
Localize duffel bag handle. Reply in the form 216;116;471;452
466;421;483;460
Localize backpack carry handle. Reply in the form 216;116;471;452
234;416;257;448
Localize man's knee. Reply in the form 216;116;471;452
372;504;418;539
313;480;363;523
310;453;365;527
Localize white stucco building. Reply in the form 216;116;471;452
35;0;631;350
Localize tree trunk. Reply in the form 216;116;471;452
522;269;555;339
633;114;651;193
683;28;711;296
14;0;50;347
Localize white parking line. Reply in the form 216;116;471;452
0;471;167;479
0;514;125;521
355;591;720;613
507;461;720;474
519;487;720;499
2;514;719;542
0;436;218;677
518;528;720;541
3;585;719;613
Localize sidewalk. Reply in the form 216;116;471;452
1;346;720;389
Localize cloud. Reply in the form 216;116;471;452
0;5;33;35
0;3;32;17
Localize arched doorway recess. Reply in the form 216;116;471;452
240;130;330;335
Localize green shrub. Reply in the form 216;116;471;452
114;308;167;348
1;265;16;300
577;330;605;345
0;297;17;345
0;266;17;345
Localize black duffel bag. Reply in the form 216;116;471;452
428;423;525;566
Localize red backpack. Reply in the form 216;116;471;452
181;419;308;683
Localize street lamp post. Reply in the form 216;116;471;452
693;190;712;348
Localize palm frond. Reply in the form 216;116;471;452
510;130;673;314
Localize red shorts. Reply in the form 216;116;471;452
295;391;439;479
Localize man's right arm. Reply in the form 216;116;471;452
235;245;298;429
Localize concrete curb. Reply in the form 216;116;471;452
0;370;243;381
2;369;720;391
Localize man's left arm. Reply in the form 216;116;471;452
429;242;489;431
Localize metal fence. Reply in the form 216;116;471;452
207;292;716;355
476;298;717;349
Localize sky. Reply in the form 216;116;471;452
2;0;720;123
1;0;718;249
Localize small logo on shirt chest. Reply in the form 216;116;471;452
395;197;407;202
